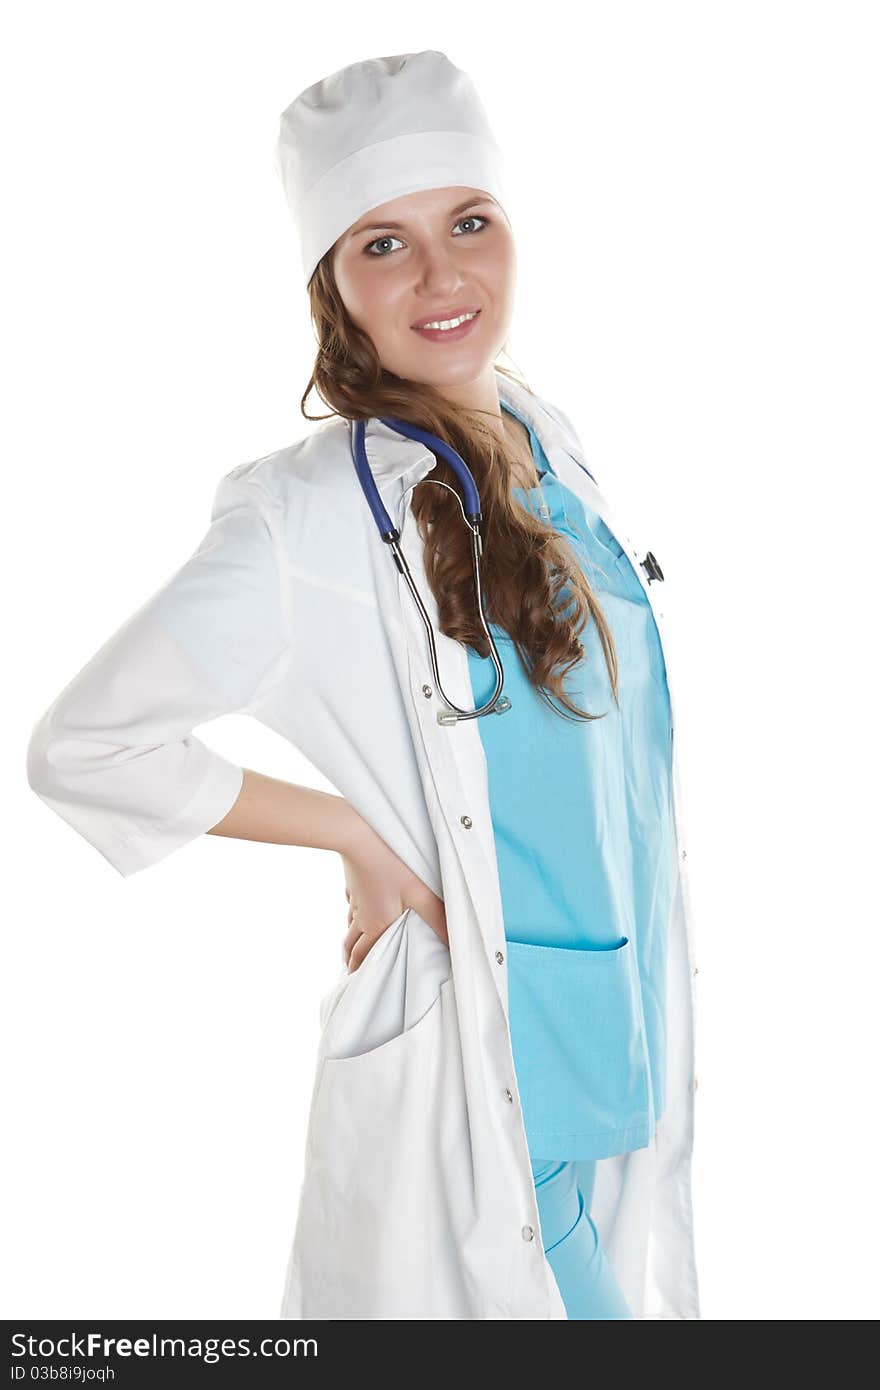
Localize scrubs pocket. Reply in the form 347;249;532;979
505;935;654;1160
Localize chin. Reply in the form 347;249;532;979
418;347;495;378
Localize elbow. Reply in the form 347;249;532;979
26;704;82;798
26;709;50;792
26;711;60;797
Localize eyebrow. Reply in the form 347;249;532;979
346;196;496;240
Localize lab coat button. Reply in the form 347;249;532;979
521;1224;535;1241
681;848;688;860
460;814;473;828
504;1087;514;1102
422;684;433;698
641;550;665;582
495;949;504;964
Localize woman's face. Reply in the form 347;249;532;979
332;185;516;391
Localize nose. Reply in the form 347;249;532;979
414;241;466;295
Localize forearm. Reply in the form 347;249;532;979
207;767;363;855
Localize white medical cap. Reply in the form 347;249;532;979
274;50;509;287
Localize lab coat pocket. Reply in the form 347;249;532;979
316;907;408;1037
317;905;451;1060
286;941;473;1318
505;935;654;1161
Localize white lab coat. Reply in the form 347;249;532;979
27;369;700;1319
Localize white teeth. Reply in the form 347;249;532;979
417;311;477;331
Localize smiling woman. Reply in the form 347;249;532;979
27;49;700;1325
270;50;698;1322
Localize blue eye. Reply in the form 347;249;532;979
363;214;490;257
452;214;490;236
364;234;405;257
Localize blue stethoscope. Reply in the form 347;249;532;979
352;417;513;726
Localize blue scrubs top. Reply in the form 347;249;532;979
466;401;674;1161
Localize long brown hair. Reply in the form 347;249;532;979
300;255;619;721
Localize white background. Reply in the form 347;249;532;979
4;1;878;1321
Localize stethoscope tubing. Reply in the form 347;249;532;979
351;418;512;724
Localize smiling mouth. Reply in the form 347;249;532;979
411;309;481;331
411;309;482;343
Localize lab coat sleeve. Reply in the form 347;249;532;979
26;468;290;878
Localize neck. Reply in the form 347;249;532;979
432;370;538;487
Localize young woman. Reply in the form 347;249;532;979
27;51;701;1320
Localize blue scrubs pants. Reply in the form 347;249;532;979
531;1156;633;1319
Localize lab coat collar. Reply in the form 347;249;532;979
354;369;597;521
496;372;596;483
356;416;437;506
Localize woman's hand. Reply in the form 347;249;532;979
339;816;448;972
